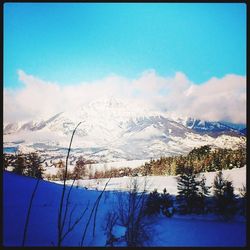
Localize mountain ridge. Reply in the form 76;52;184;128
3;97;246;162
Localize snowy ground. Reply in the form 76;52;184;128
54;166;246;195
3;167;246;247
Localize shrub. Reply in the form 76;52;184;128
144;189;161;215
144;188;174;217
116;178;151;247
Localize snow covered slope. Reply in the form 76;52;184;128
3;171;105;247
3;168;246;246
183;117;243;136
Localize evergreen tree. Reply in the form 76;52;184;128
213;171;237;219
160;188;174;217
176;166;200;214
170;158;177;175
26;152;45;179
197;175;210;213
213;171;225;215
175;164;186;175
223;181;237;218
144;189;161;215
12;153;26;175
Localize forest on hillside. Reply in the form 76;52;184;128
3;145;246;181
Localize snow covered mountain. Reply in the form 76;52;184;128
240;128;247;136
183;118;244;137
3;97;246;162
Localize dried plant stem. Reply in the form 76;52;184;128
57;122;82;246
80;177;111;246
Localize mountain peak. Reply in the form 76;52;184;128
89;96;126;109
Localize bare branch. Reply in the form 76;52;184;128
68;204;77;230
61;177;77;232
80;177;111;247
92;178;111;237
57;122;82;246
62;204;89;242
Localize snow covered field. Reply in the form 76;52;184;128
54;166;246;195
3;167;246;247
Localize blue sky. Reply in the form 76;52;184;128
4;3;246;89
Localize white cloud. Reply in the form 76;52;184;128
3;69;246;124
175;74;246;123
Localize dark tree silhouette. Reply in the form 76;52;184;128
176;166;201;214
196;174;210;213
160;188;174;217
12;154;26;175
26;152;45;179
73;156;87;179
144;189;161;215
213;171;237;219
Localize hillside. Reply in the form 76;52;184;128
3;167;246;246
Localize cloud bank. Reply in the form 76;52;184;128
4;69;246;124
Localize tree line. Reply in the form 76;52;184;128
139;145;246;176
3;144;246;181
70;145;246;179
144;167;246;220
3;152;45;179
